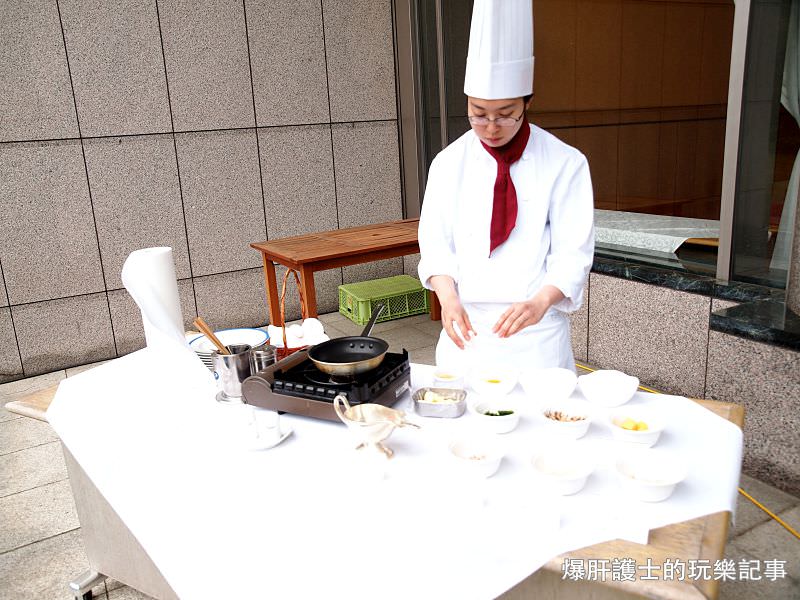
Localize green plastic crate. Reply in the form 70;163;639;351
339;275;430;325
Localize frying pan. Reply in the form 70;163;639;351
307;303;388;377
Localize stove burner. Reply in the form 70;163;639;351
302;366;355;386
249;349;411;420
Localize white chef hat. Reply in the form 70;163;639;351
463;0;534;100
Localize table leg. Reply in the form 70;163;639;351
429;291;441;321
262;256;282;326
298;267;318;319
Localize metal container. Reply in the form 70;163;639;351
412;387;467;418
212;343;252;401
249;345;277;374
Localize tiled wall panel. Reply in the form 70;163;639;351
0;141;104;304
272;265;343;321
0;309;23;383
177;129;266;276
0;1;78;141
0;264;8;308
193;268;267;330
706;331;800;496
59;0;171;136
1;0;402;378
587;273;710;397
569;280;589;363
342;259;404;286
84;134;190;289
159;0;254;131
323;0;396;122
13;294;116;376
331;121;402;229
257;125;338;239
246;0;329;126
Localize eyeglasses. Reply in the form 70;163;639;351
467;112;525;127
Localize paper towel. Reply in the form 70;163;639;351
121;247;185;349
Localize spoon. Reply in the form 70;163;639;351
192;317;229;355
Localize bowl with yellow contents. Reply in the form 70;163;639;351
609;407;665;447
468;365;518;397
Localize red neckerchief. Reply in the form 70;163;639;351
480;121;531;256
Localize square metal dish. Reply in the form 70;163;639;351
412;387;467;418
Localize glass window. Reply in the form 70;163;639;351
731;0;796;289
416;0;739;280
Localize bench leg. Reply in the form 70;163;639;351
298;267;318;319
429;291;441;321
262;256;282;326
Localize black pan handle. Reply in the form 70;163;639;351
360;302;386;337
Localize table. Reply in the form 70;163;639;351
501;398;744;600
250;219;440;326
46;354;743;600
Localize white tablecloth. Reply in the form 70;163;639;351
47;350;742;599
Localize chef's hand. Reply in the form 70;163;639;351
493;286;565;338
429;275;475;350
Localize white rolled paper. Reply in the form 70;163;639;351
121;247;185;349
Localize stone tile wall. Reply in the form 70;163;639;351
0;0;402;380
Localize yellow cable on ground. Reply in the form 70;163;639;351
574;362;800;541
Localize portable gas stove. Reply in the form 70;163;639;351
241;349;411;421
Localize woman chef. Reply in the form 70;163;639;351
418;0;594;373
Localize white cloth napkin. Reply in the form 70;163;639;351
267;318;329;348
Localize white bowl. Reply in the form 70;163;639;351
541;401;591;440
432;367;464;389
449;437;504;478
468;366;518;397
617;451;687;502
532;446;594;495
189;328;269;353
472;400;520;434
578;370;639;407
609;407;665;447
519;367;578;402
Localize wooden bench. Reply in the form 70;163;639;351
251;218;441;327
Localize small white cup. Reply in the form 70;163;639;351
251;407;282;443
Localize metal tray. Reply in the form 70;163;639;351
412;387;467;418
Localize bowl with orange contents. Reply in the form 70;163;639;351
609;407;665;447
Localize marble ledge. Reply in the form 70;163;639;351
592;257;782;303
709;300;800;352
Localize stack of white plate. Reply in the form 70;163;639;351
187;328;270;370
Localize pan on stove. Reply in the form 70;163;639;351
307;303;388;377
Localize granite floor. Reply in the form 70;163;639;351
0;312;798;599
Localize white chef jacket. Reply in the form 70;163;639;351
418;124;594;372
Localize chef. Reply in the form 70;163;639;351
418;0;594;373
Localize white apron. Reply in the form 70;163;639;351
434;302;575;375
